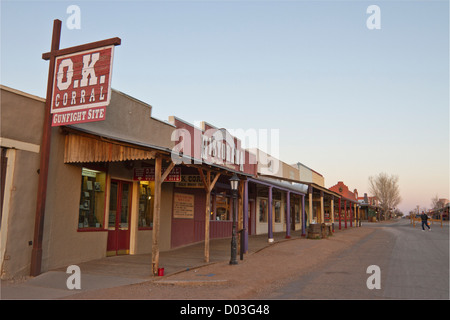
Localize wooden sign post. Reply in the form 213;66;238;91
151;156;175;276
198;168;221;263
30;19;120;276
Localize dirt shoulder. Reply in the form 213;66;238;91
64;226;375;300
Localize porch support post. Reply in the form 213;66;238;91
286;191;291;238
320;190;324;223
331;196;335;232
338;197;342;230
151;155;162;276
355;204;358;227
358;205;361;227
344;200;348;229
198;168;221;263
301;194;306;236
350;203;353;227
151;156;175;276
237;180;244;257
243;180;249;252
205;185;211;261
308;185;313;224
268;186;273;242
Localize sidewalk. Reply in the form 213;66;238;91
1;229;307;300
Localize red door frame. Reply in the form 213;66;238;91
107;179;132;256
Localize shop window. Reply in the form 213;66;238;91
274;200;281;223
78;168;106;229
259;198;268;222
215;192;230;221
139;181;154;228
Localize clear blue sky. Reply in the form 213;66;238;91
1;0;448;214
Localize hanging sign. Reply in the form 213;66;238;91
133;167;181;182
175;175;205;188
50;45;115;126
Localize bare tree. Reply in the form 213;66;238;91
368;173;402;220
431;194;444;210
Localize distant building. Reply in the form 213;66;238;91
358;193;380;221
328;181;360;228
429;198;449;220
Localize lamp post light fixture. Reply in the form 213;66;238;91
229;173;240;265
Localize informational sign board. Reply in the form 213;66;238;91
51;45;115;126
173;193;195;219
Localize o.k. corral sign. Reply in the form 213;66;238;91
51;45;115;126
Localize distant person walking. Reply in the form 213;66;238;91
420;211;431;231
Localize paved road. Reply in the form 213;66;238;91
257;219;449;299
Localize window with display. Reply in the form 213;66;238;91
274;200;281;223
139;181;154;228
215;192;230;221
259;198;268;222
78;167;106;229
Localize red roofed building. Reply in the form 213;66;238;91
328;181;360;229
329;181;358;201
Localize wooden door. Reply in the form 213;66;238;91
107;180;132;256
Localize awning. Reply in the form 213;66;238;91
63;129;164;163
259;174;339;199
248;176;308;196
62;127;257;180
308;182;342;199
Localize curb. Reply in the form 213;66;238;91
154;279;229;286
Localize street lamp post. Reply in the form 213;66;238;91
229;173;239;265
